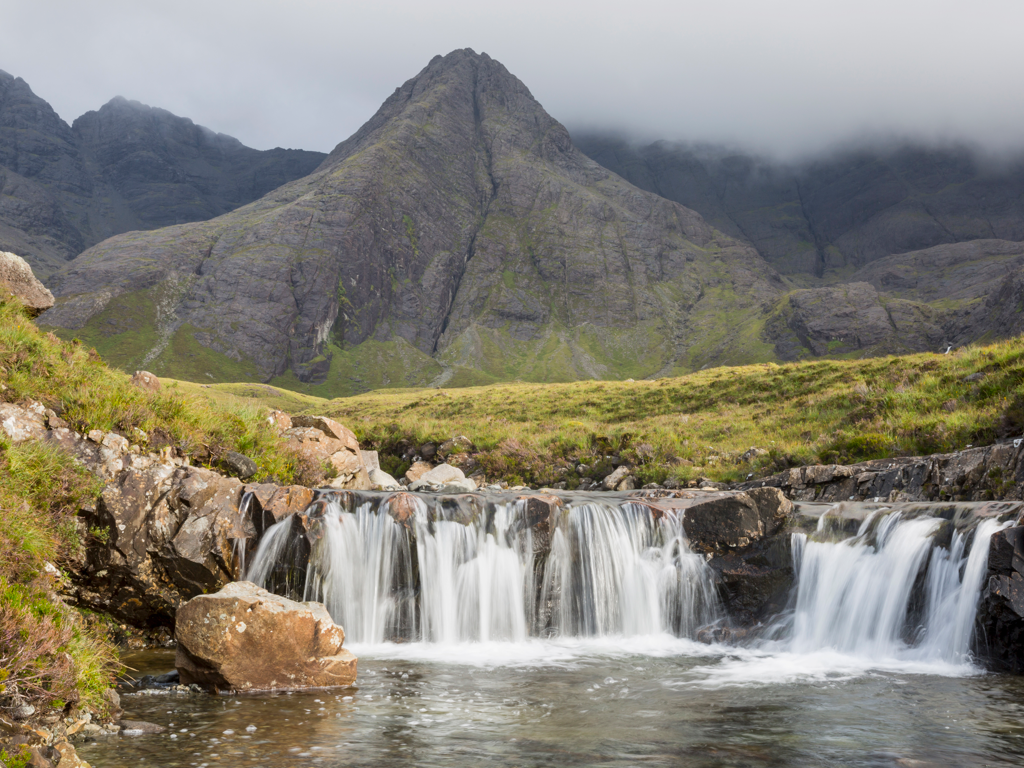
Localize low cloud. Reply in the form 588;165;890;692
4;0;1023;160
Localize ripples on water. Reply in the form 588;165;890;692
80;643;1024;768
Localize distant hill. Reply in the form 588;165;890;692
0;69;326;279
575;136;1024;278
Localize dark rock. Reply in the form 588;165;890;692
174;581;356;692
977;525;1024;672
708;533;796;625
223;451;258;480
0;69;325;280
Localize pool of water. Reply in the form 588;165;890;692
79;640;1024;768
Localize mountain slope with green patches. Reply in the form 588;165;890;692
38;50;784;395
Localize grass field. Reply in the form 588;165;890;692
171;338;1024;488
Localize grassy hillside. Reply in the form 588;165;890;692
0;299;302;722
177;337;1024;487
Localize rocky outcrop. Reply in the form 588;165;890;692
577;136;1024;278
174;582;356;692
978;523;1024;672
285;415;370;490
39;49;782;392
0;251;54;315
0;69;326;280
0;400;356;626
736;440;1024;504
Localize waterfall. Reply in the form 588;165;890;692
245;490;1009;663
785;513;1009;662
247;493;720;644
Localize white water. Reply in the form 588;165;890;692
247;496;1010;683
248;495;720;645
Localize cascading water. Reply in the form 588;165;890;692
781;512;1010;663
246;489;1011;675
247;493;720;644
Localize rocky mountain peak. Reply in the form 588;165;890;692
40;50;777;392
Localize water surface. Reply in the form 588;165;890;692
80;642;1024;768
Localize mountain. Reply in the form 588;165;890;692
38;50;783;394
35;51;1024;393
0;69;326;280
575;136;1024;278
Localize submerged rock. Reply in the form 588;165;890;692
175;581;356;692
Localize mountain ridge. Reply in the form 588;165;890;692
39;49;784;392
31;51;1024;393
0;68;326;279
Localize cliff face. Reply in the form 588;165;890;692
0;69;326;280
40;50;784;392
576;136;1024;277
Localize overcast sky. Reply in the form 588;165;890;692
4;0;1023;159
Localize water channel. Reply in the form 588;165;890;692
77;494;1024;767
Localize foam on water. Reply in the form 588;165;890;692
248;493;1011;684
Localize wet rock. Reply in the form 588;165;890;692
680;493;762;554
419;442;437;460
745;487;794;536
223;451;258;480
977;524;1024;672
130;370;160;392
174;581;356;692
0;250;54;316
383;492;424;529
708;532;796;625
404;461;433;484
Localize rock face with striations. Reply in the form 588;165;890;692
175;581;357;691
38;49;782;392
0;69;325;280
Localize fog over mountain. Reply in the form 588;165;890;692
4;0;1024;159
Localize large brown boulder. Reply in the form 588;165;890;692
175;582;356;692
0;251;54;316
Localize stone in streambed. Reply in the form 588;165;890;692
174;581;356;692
